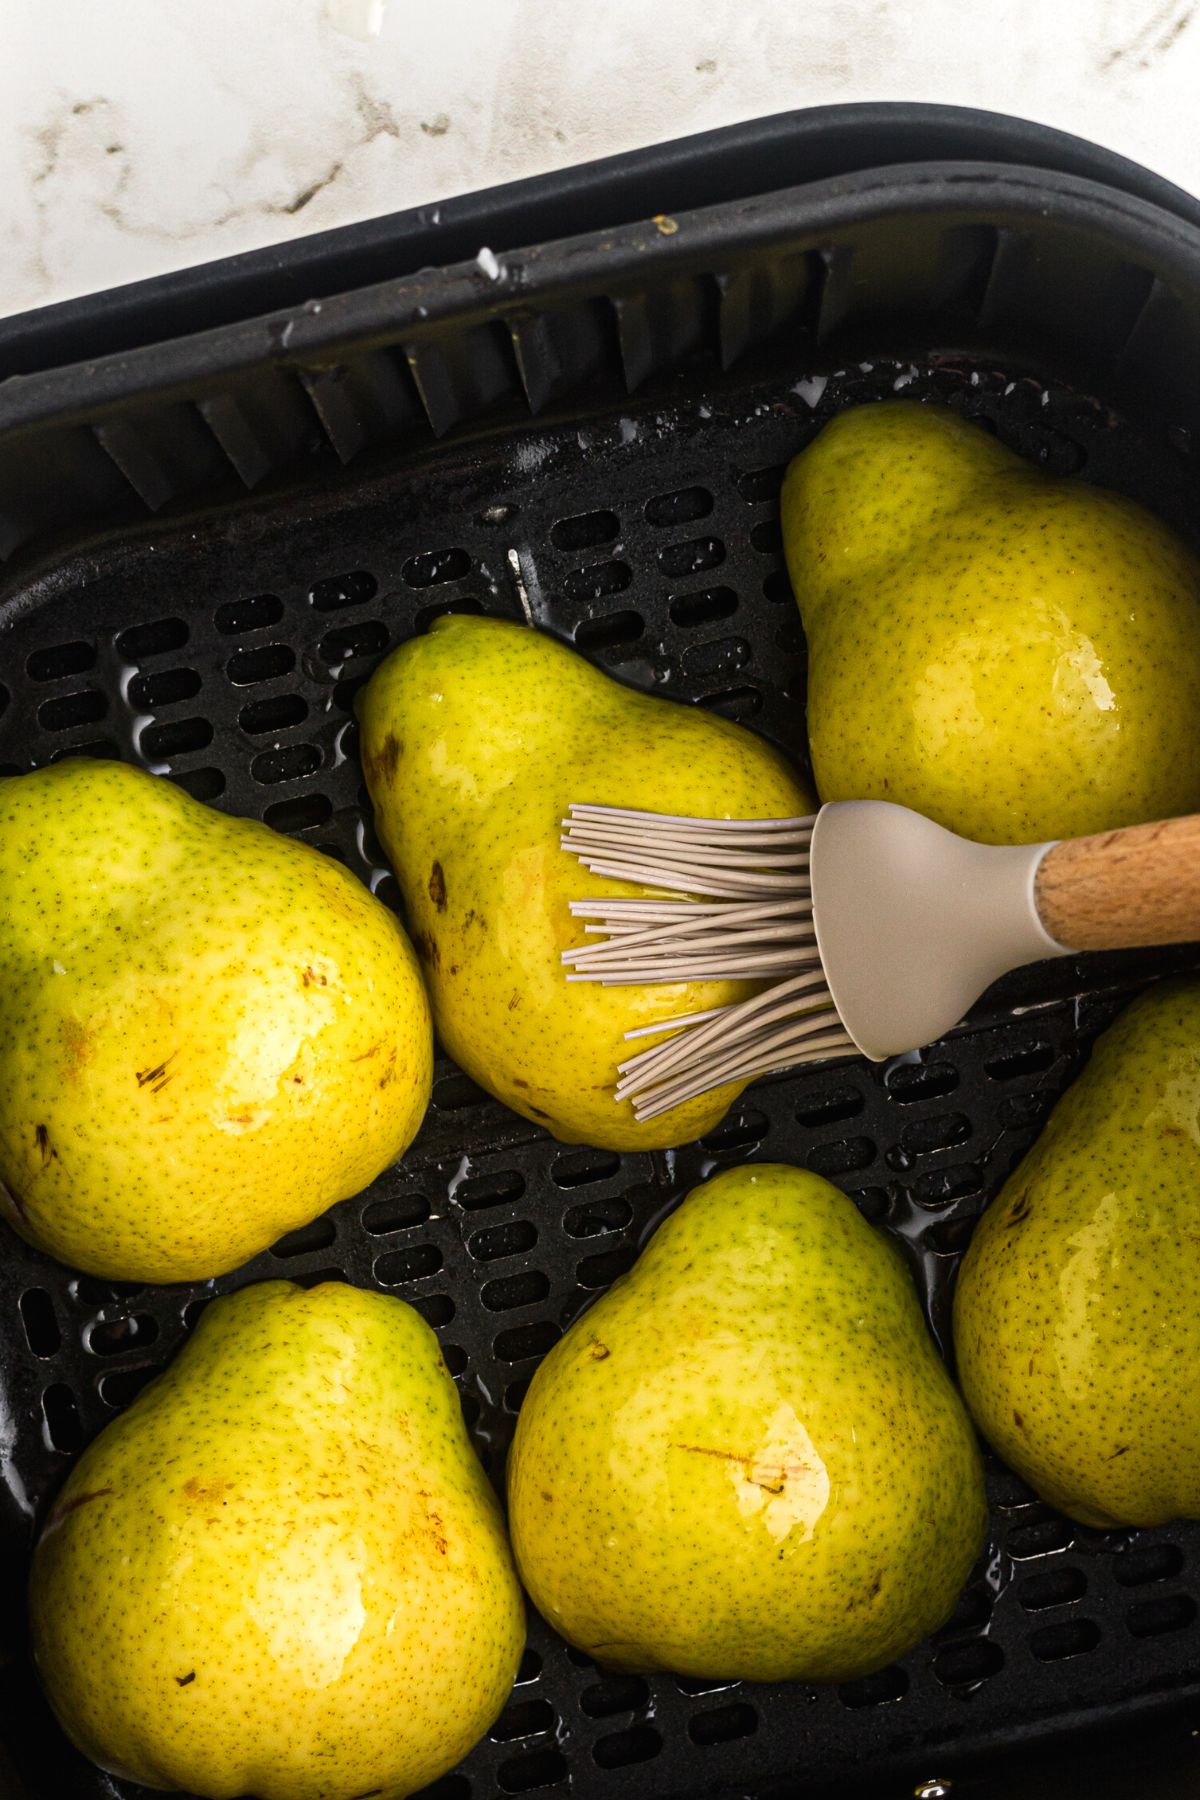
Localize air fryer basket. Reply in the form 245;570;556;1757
3;132;1200;1800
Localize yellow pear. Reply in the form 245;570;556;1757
0;760;432;1281
29;1280;524;1800
781;401;1200;843
955;980;1200;1527
508;1163;987;1681
356;616;814;1149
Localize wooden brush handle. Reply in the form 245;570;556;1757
1035;814;1200;951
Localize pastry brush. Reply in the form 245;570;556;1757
560;801;1200;1121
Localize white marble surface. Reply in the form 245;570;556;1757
3;0;1200;321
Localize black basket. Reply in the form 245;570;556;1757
2;105;1200;1800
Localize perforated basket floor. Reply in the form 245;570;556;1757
2;352;1200;1800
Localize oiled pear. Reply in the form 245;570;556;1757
781;401;1200;843
508;1164;987;1681
29;1280;524;1800
955;981;1200;1527
0;760;432;1281
357;616;814;1150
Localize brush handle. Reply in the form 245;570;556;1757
1034;814;1200;951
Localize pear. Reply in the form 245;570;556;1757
0;759;432;1282
356;616;814;1150
954;980;1200;1528
29;1280;524;1800
781;401;1200;844
507;1163;987;1681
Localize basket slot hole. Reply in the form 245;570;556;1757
999;1092;1052;1129
374;1244;444;1286
214;594;284;635
263;793;333;832
696;685;761;719
849;1186;889;1226
700;1107;767;1154
441;1344;468;1376
516;1647;543;1684
593;1725;662;1768
433;1072;492;1113
415;596;486;633
127;667;202;710
170;767;226;802
141;717;214;759
927;1214;979;1255
805;1135;875;1177
227;643;297;685
239;693;309;734
682;635;751;681
1019;1567;1088;1611
901;1111;971;1154
1030;1618;1101;1660
552;1149;621;1189
581;1674;649;1718
749;518;783;555
481;1271;550;1312
183;1297;211;1332
361;1193;432;1234
498;1748;568;1792
310;571;378;612
469;1220;538;1263
1007;1516;1074;1559
984;1040;1055;1080
670;585;738;627
319;620;389;665
20;1289;61;1358
27;640;97;682
403;547;471;588
576;1246;637;1289
574;610;645;650
688;1702;757;1744
269;1215;337;1259
562;561;632;604
658;536;724;578
453;1170;526;1212
551;509;619;551
914;1164;984;1207
838;1666;908;1708
887;1060;960;1103
1126;1593;1197;1638
418;1776;470;1800
490;1698;556;1743
494;1320;560;1363
252;744;322;785
41;1383;82;1451
932;1639;1004;1687
87;1313;160;1358
795;1086;864;1128
98;1365;160;1408
645;486;713;527
737;464;786;504
504;1376;531;1412
1113;1542;1185;1586
38;690;108;732
411;1293;456;1329
564;1196;634;1239
762;568;793;603
116;618;188;658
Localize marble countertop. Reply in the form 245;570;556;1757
3;0;1200;322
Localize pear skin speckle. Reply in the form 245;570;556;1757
29;1281;525;1800
507;1163;987;1681
955;980;1200;1528
356;617;815;1150
781;402;1200;844
0;760;433;1282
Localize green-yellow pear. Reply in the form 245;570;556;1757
955;980;1200;1528
781;401;1200;844
0;760;432;1282
507;1163;987;1681
356;616;814;1150
29;1280;524;1800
